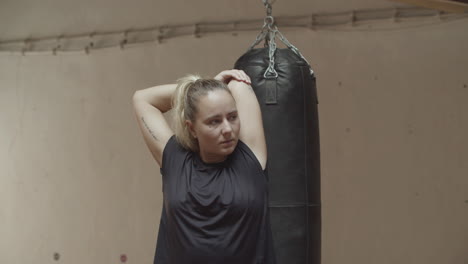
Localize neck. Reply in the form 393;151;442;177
199;151;227;164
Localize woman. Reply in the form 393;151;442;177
132;69;277;264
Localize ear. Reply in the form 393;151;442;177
185;120;197;138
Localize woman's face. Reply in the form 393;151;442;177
186;89;240;163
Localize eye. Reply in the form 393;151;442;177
209;119;221;125
228;115;238;121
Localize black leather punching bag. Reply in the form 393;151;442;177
234;48;321;264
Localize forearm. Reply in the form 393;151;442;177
132;83;177;113
227;79;255;99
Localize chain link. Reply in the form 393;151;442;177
266;3;272;17
264;29;278;78
276;30;314;75
248;0;313;77
262;0;276;6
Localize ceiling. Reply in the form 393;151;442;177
0;0;411;41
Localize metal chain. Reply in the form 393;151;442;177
276;30;314;75
248;20;269;50
249;0;276;50
265;3;272;17
262;0;276;6
249;0;313;77
263;0;274;22
264;29;278;78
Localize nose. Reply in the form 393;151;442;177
221;118;233;135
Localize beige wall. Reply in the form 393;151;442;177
1;18;467;264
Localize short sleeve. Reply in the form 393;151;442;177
160;135;188;176
237;140;268;180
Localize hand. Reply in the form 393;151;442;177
214;69;251;84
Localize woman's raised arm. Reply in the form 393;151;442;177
215;70;267;170
132;84;176;166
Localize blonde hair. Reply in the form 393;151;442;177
172;74;232;152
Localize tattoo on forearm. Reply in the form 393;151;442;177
141;117;158;141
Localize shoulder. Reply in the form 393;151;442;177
163;134;184;152
161;135;190;172
231;139;266;174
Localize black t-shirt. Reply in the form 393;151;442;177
153;135;277;264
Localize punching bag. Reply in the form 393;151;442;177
234;35;321;264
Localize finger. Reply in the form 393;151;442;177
236;71;247;81
240;72;251;84
243;72;251;83
227;69;251;84
245;72;251;81
234;72;243;81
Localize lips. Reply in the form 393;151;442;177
220;139;234;145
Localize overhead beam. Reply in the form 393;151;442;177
389;0;468;13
